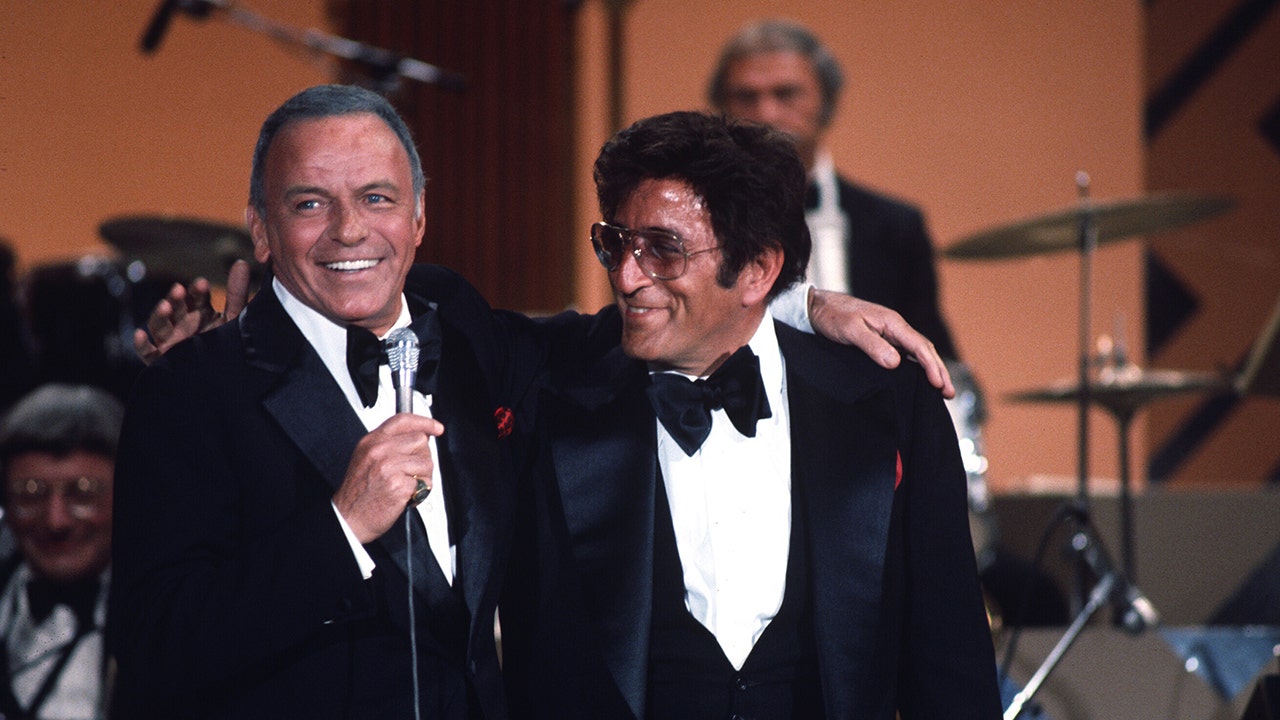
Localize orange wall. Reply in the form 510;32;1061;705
16;2;1242;493
0;1;330;270
576;0;1147;492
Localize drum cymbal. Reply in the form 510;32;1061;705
1007;367;1228;417
944;192;1234;260
99;215;257;282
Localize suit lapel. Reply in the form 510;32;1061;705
547;347;656;719
243;284;464;607
780;324;898;715
430;317;509;637
243;284;367;498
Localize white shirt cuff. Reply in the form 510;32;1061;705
332;501;376;579
769;282;814;334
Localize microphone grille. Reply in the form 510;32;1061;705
384;327;420;372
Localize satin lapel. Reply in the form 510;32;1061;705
431;321;509;632
245;286;421;595
781;327;898;715
548;351;656;720
245;285;367;497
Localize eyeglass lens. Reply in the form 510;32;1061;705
7;476;106;519
591;223;689;280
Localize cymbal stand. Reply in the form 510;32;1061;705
1004;566;1116;720
1072;172;1098;612
1004;506;1158;719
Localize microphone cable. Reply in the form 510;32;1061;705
406;511;423;720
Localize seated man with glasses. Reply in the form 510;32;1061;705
0;383;122;720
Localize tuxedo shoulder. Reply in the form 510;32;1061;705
405;263;488;309
776;323;931;400
839;172;921;212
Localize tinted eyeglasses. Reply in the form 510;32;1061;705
6;476;108;520
590;222;720;281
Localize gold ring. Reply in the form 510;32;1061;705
409;475;431;506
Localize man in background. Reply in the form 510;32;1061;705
709;19;959;360
0;383;121;720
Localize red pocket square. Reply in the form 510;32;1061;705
894;450;903;490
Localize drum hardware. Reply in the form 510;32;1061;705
1237;292;1280;398
945;178;1235;603
948;179;1236;717
99;215;259;286
943;361;997;569
20;256;161;398
943;191;1234;260
1008;362;1228;583
1003;504;1160;720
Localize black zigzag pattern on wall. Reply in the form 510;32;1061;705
1145;0;1279;140
1144;0;1279;483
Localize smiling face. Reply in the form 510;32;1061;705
609;177;779;376
248;113;424;336
5;451;114;583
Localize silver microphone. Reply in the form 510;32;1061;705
384;327;419;415
386;327;429;507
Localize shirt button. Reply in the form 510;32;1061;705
734;676;749;691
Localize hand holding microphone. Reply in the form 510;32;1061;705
386;328;431;507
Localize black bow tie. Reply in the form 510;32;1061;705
346;309;442;408
646;346;773;456
26;575;100;627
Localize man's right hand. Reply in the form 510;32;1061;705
134;259;253;365
333;413;445;544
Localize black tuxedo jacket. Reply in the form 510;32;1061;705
110;265;535;720
828;175;959;361
501;309;1000;719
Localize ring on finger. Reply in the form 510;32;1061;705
409;475;431;506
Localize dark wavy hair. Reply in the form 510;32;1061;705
248;84;426;217
593;111;811;300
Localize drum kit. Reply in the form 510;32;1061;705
942;185;1242;719
15;216;258;398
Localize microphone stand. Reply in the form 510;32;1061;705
140;0;465;92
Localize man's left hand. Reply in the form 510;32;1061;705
808;288;955;399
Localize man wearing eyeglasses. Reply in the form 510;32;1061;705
0;383;122;720
114;85;958;720
500;111;1001;719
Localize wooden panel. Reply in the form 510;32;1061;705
331;0;579;314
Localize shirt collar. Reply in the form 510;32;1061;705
272;277;412;403
648;308;783;394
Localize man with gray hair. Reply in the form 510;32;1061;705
0;383;122;720
111;83;954;720
709;19;959;361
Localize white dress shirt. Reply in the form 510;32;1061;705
274;279;454;585
654;311;791;670
805;149;851;295
0;565;108;720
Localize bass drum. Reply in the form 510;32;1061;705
21;256;177;399
943;361;997;571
